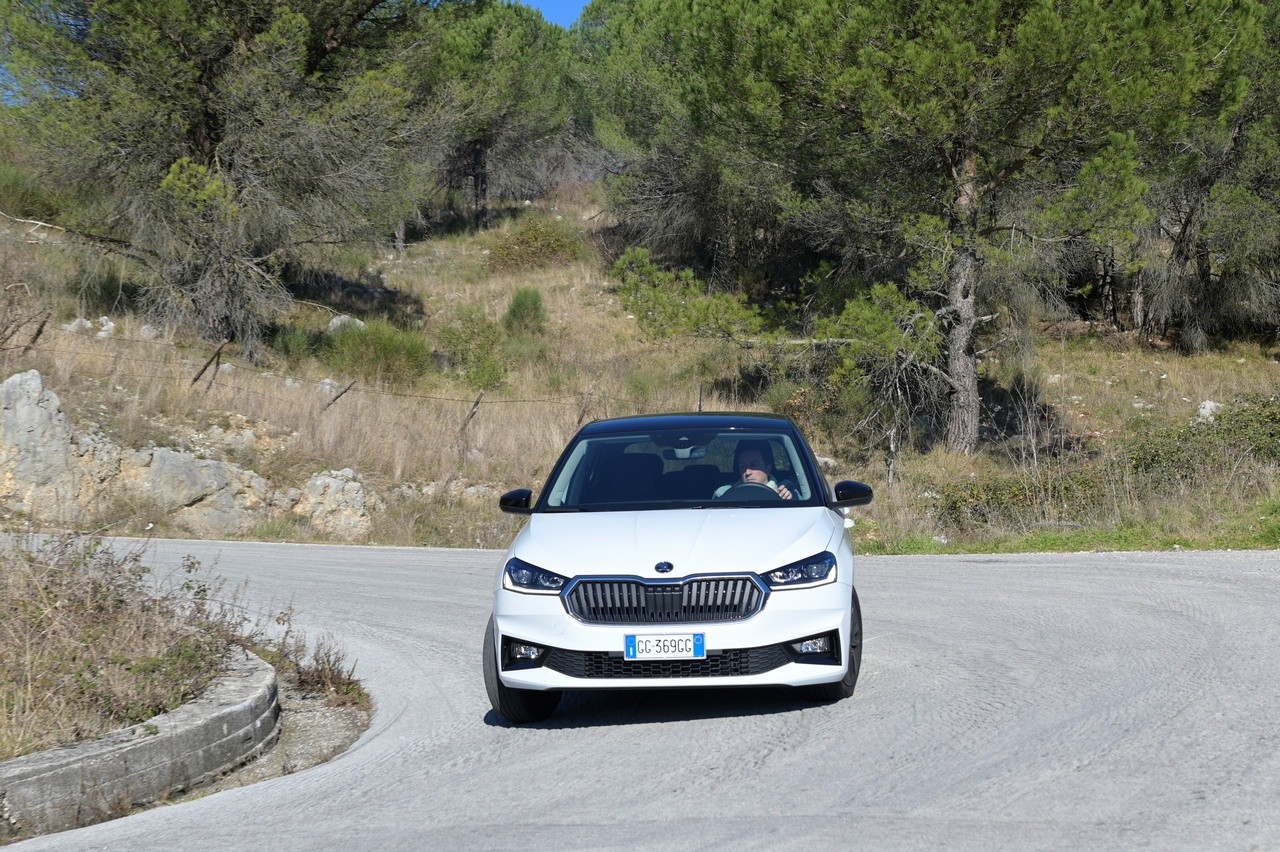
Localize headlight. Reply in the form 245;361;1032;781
502;557;568;594
763;551;837;588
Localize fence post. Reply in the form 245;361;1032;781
22;312;50;355
320;380;357;414
191;340;229;388
461;391;485;434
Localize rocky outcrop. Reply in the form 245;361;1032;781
0;370;120;525
293;468;384;539
0;370;379;540
114;448;272;537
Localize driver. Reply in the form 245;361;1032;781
714;442;793;499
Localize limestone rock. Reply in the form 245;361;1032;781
327;314;365;334
291;468;383;540
0;370;118;523
1197;400;1222;422
117;448;269;536
2;370;384;540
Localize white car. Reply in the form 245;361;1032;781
484;413;873;723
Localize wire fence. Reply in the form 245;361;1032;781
9;317;635;421
1;313;681;490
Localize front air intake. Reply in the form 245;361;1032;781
563;576;767;624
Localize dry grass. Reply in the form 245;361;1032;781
2;209;1278;552
0;534;369;760
0;536;241;759
1016;336;1280;450
1;212;754;546
850;332;1280;552
248;606;370;710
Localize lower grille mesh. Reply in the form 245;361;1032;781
544;645;790;679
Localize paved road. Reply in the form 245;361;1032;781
14;542;1280;850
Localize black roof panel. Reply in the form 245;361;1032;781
576;412;799;437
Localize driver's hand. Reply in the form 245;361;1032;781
777;485;792;499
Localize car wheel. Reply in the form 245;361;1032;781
805;588;862;702
483;616;561;724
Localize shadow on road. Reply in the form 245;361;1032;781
483;686;829;729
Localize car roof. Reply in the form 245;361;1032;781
576;412;800;437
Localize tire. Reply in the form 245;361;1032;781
805;588;862;702
483;616;561;724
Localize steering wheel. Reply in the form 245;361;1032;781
716;481;783;500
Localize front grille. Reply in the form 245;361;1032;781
544;645;790;679
564;576;766;624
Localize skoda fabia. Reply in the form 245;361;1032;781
484;412;873;723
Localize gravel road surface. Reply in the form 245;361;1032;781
13;542;1279;851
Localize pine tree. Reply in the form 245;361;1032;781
0;0;435;350
588;0;1264;453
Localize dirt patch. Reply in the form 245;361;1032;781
170;674;370;801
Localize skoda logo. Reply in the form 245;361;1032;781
655;561;674;574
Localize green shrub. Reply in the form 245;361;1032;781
0;161;61;221
502;286;547;336
1126;395;1280;488
624;365;674;404
933;463;1120;531
487;214;592;272
501;333;548;364
934;476;1036;529
438;308;506;390
321;318;433;385
271;324;317;361
926;395;1280;541
610;247;761;339
1254;499;1280;548
1216;396;1280;460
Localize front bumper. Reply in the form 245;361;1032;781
492;579;852;691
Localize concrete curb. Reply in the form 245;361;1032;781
0;647;280;840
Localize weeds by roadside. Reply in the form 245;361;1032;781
251;605;370;710
0;535;367;762
0;536;235;759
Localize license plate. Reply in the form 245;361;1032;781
624;633;706;660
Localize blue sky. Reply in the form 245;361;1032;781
523;0;588;29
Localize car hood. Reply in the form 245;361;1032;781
508;507;842;577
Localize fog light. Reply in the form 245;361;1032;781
510;643;544;660
792;636;831;654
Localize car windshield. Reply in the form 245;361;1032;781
539;427;824;511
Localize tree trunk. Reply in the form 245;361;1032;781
1098;248;1119;329
945;151;981;455
472;144;489;230
1157;117;1244;352
1168;189;1210;352
1131;274;1147;338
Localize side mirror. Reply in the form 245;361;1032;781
831;480;874;507
498;488;534;515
